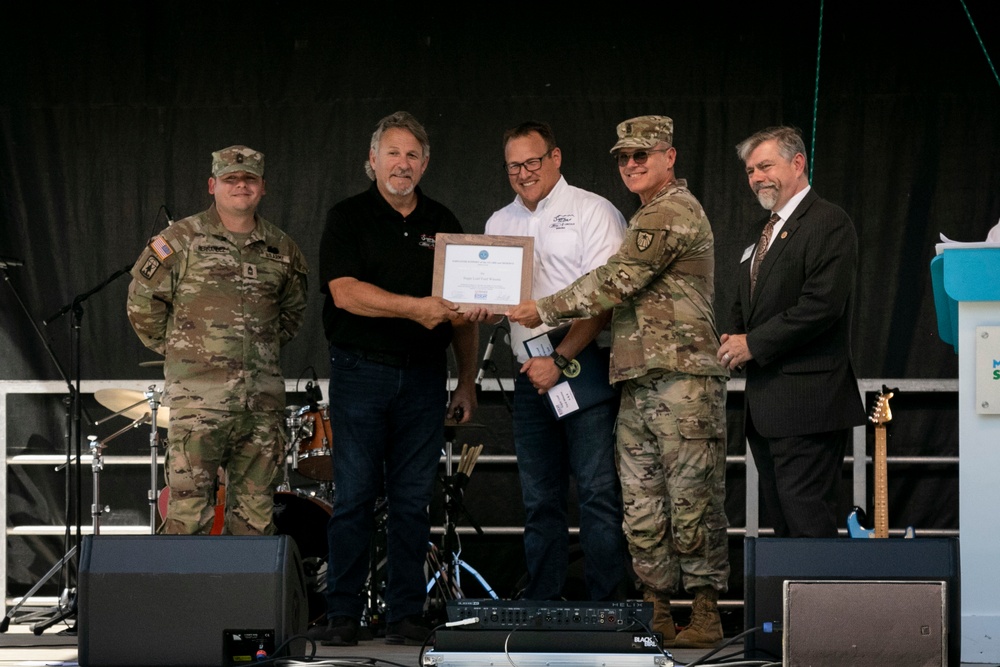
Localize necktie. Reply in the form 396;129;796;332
750;212;780;296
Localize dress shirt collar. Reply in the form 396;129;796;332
773;184;811;223
514;175;567;214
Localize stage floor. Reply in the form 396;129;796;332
3;619;997;666
0;621;734;667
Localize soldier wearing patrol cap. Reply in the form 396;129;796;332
127;144;308;536
508;116;730;648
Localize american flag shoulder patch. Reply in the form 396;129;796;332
150;235;174;261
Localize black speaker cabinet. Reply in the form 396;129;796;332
744;537;960;666
78;535;308;667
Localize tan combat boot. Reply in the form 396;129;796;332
643;588;676;645
673;586;723;648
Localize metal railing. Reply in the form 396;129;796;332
2;377;960;613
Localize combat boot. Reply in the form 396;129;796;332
674;586;723;648
643;588;676;645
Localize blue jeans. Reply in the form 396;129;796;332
323;344;446;622
513;373;626;600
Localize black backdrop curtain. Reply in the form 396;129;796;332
2;1;998;597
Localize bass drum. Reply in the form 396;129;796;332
273;492;332;624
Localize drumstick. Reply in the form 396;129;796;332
460;448;472;476
459;443;469;474
466;444;484;477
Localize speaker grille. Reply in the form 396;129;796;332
784;580;946;667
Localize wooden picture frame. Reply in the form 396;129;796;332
432;233;534;314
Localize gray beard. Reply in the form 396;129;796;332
386;182;415;196
755;187;779;210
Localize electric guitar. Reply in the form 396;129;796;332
847;385;914;538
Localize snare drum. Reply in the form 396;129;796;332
296;405;334;481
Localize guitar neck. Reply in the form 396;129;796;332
873;424;889;539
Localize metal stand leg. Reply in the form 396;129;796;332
145;386;161;534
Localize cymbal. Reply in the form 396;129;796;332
138;360;165;368
94;389;170;428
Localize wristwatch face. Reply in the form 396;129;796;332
550;351;570;370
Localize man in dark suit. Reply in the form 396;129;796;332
717;126;866;538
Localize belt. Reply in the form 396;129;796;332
336;344;435;369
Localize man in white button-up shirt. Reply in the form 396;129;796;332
485;121;627;600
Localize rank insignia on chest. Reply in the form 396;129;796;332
635;231;654;252
139;256;161;280
243;263;258;279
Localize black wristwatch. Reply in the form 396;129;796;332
550;350;571;370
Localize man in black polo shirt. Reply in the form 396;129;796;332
311;111;478;647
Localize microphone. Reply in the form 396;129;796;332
163;205;175;225
475;326;503;385
0;256;24;268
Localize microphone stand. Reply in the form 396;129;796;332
477;323;513;414
1;263;133;634
0;265;84;634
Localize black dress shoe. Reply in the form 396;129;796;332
306;615;359;646
385;615;432;646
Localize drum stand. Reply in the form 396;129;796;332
93;386;164;533
427;436;496;604
277;405;308;492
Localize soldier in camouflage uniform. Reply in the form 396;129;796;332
127;145;308;536
507;116;729;648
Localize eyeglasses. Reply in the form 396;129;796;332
504;150;553;176
614;148;669;168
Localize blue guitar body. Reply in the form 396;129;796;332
847;506;915;538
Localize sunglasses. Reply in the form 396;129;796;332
614;148;669;168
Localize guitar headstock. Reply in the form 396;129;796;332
869;385;898;426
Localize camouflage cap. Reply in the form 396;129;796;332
211;145;265;178
610;116;674;153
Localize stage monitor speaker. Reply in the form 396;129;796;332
784;580;947;667
78;535;307;667
743;537;960;666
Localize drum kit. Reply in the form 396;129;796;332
86;387;338;623
86;386;338;541
80;386;493;628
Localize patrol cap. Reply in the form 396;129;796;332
211;145;265;178
610;116;674;153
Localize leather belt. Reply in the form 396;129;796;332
337;344;432;369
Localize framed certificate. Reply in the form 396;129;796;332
432;233;534;313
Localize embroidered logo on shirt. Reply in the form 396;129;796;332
419;234;436;249
139;256;161;280
636;231;654;252
548;214;576;230
150;236;174;261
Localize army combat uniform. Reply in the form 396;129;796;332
127;203;308;535
536;178;730;597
